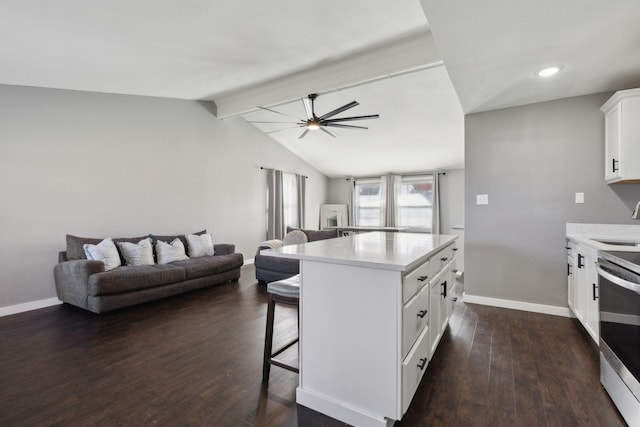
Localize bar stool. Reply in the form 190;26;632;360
262;274;300;383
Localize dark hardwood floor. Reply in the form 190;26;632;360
0;265;625;426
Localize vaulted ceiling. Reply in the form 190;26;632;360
2;0;638;177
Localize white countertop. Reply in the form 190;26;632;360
262;231;457;272
566;223;640;252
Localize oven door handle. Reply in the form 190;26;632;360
596;263;640;294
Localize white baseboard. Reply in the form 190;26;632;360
0;297;62;317
244;257;254;266
462;293;571;318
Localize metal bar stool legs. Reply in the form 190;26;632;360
263;275;301;383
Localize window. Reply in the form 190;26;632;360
354;179;385;226
283;173;299;229
395;175;433;230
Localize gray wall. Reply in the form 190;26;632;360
0;84;329;309
465;93;640;308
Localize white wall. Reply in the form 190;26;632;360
0;84;329;309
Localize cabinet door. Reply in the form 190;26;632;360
574;250;587;323
428;278;441;357
604;105;621;182
439;270;451;335
584;253;599;343
567;255;575;312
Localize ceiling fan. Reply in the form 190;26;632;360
248;93;379;139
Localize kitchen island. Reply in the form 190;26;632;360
263;231;457;426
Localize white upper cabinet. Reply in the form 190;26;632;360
601;88;640;184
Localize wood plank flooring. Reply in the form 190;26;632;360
0;265;626;426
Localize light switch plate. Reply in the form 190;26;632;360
476;194;489;205
575;192;584;204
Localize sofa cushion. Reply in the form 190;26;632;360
88;264;186;296
170;253;244;280
254;254;299;275
286;227;338;242
67;235;103;260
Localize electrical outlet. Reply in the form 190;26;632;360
575;192;584;204
476;194;489;205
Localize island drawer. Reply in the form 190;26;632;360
402;260;430;303
402;325;430;414
402;281;429;357
429;243;456;279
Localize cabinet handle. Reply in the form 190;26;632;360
613;158;619;173
441;257;448;262
452;248;459;252
417;309;428;318
417;357;427;370
567;263;572;276
441;281;447;298
418;275;428;282
577;254;584;269
593;283;599;300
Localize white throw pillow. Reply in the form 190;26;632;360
116;238;155;266
186;233;214;258
283;230;308;245
156;238;190;265
83;238;121;271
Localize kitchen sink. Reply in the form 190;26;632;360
594;239;640;247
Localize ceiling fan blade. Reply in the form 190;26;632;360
302;97;313;120
320;127;338;138
265;125;305;134
298;129;310;139
322;114;379;123
246;121;302;124
318;101;359;120
325;123;368;130
257;106;304;121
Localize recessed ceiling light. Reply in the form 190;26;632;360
536;66;561;77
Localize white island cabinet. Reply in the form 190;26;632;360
263;232;457;426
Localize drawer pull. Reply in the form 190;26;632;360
418;275;428;282
441;257;448;262
417;309;427;318
417;357;427;370
452;248;459;252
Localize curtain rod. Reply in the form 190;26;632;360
260;166;308;179
344;171;446;180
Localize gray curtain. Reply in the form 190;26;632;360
266;169;285;240
385;174;401;227
296;174;306;229
432;172;441;234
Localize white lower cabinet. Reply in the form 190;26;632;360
567;240;599;344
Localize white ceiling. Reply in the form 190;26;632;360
3;0;638;178
420;0;640;114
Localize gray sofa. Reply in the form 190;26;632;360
254;227;338;283
54;232;244;313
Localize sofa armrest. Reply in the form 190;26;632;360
54;260;105;308
214;243;235;255
256;239;284;254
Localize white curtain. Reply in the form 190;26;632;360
385;174;401;227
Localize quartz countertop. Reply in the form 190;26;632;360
261;231;457;272
566;223;640;253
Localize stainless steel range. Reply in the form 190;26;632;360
597;250;640;426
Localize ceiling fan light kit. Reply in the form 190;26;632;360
251;93;379;139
